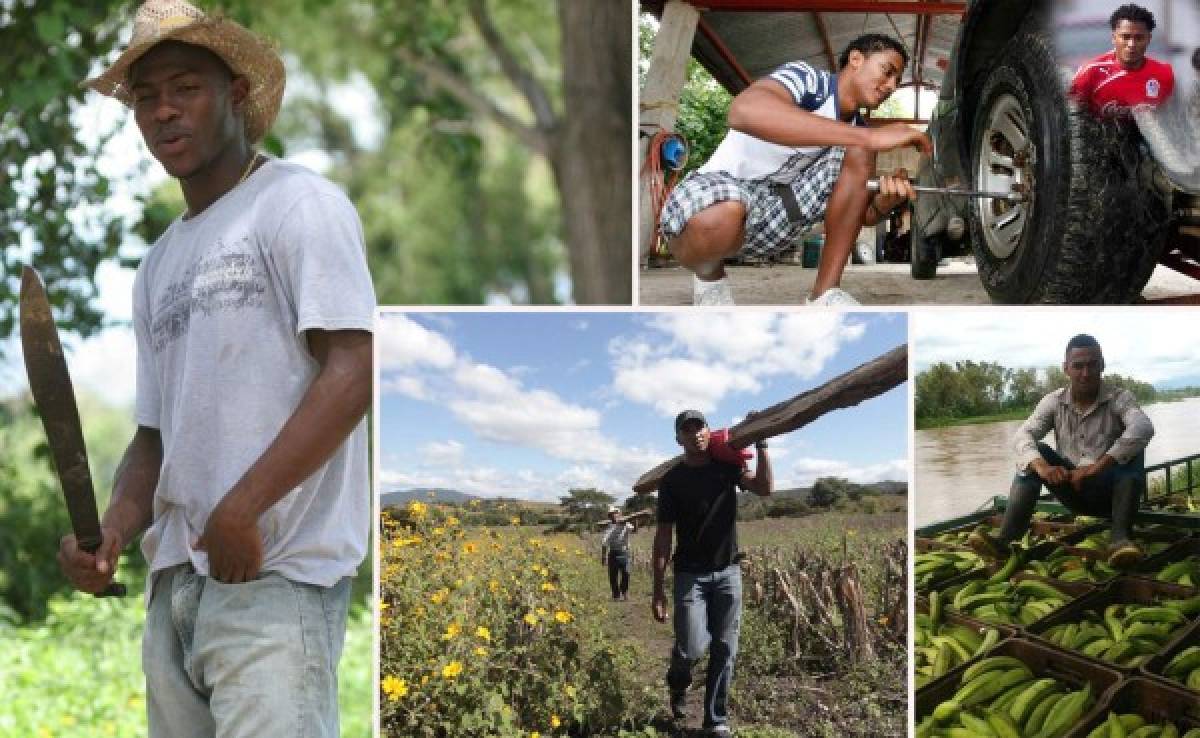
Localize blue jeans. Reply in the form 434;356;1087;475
143;563;351;738
667;564;742;728
1000;442;1145;542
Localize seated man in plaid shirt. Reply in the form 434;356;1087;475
660;34;932;306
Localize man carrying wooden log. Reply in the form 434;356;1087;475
659;34;931;306
652;410;772;736
969;334;1155;568
600;506;646;601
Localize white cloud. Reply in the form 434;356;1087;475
612;355;760;417
453;362;519;397
378;314;456;371
781;456;908;487
612;312;866;417
419;440;465;466
449;387;606;462
381;375;427;400
913;312;1200;386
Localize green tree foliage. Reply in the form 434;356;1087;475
0;393;142;622
915;361;1162;422
0;1;132;341
809;476;853;508
558;487;615;527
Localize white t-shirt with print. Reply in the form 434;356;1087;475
699;61;866;183
133;158;375;597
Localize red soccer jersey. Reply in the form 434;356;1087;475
1069;51;1175;118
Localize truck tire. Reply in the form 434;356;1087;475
967;29;1169;303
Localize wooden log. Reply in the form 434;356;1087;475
632;344;907;493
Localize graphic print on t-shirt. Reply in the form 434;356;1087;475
151;235;267;353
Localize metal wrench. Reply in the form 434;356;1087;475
867;179;1026;202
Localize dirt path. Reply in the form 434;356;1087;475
637;261;1200;306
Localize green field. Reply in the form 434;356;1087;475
0;582;373;738
380;501;908;737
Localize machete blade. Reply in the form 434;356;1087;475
19;266;125;597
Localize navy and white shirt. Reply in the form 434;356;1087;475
698;61;866;183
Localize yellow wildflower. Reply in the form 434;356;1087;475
488;579;500;592
463;542;479;554
442;661;464;679
407;501;428;518
442;622;461;640
541;582;556;592
554;610;573;624
476;626;491;641
510;516;521;525
382;675;409;701
474;646;488;657
551;715;561;729
447;516;460;526
430;589;449;605
565;684;577;699
523;612;538;626
536;607;547;616
433;527;446;536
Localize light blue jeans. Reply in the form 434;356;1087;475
667;564;742;728
143;563;351;738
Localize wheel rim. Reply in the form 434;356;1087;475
976;94;1034;260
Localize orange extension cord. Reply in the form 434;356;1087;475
641;130;688;256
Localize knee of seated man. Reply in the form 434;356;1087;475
671;202;745;261
838;146;873;178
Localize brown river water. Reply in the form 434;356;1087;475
915;397;1200;528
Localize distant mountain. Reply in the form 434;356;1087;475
380;488;475;508
766;480;907;502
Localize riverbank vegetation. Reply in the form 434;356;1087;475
915;360;1200;429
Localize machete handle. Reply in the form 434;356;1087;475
95;582;127;598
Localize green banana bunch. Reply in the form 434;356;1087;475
935;524;1044;550
915;591;1003;689
919;655;1096;738
1024;548;1118;583
1156;556;1200;588
1040;602;1188;667
917;549;986;592
1084;712;1200;738
1162;645;1200;691
1074;530;1170;557
937;575;1070;626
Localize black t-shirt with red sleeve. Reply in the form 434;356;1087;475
657;459;744;573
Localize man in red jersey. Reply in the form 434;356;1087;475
1069;4;1175;119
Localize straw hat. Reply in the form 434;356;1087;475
83;0;284;143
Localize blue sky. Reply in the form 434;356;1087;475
377;311;909;503
913;310;1200;389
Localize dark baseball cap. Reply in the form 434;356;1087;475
674;409;707;432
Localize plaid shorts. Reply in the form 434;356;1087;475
659;146;847;259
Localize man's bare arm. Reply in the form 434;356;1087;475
727;80;931;154
196;328;373;583
743;446;773;497
651;522;673;622
58;425;162;593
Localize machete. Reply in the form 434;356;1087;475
19;266;125;597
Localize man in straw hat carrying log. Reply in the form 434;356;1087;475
57;1;375;735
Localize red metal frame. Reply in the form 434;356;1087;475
685;0;966;14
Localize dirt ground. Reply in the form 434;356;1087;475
638;259;1200;306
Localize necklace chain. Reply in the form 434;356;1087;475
183;152;260;219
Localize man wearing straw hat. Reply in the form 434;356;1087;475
55;1;375;736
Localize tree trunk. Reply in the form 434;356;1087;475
555;0;632;304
